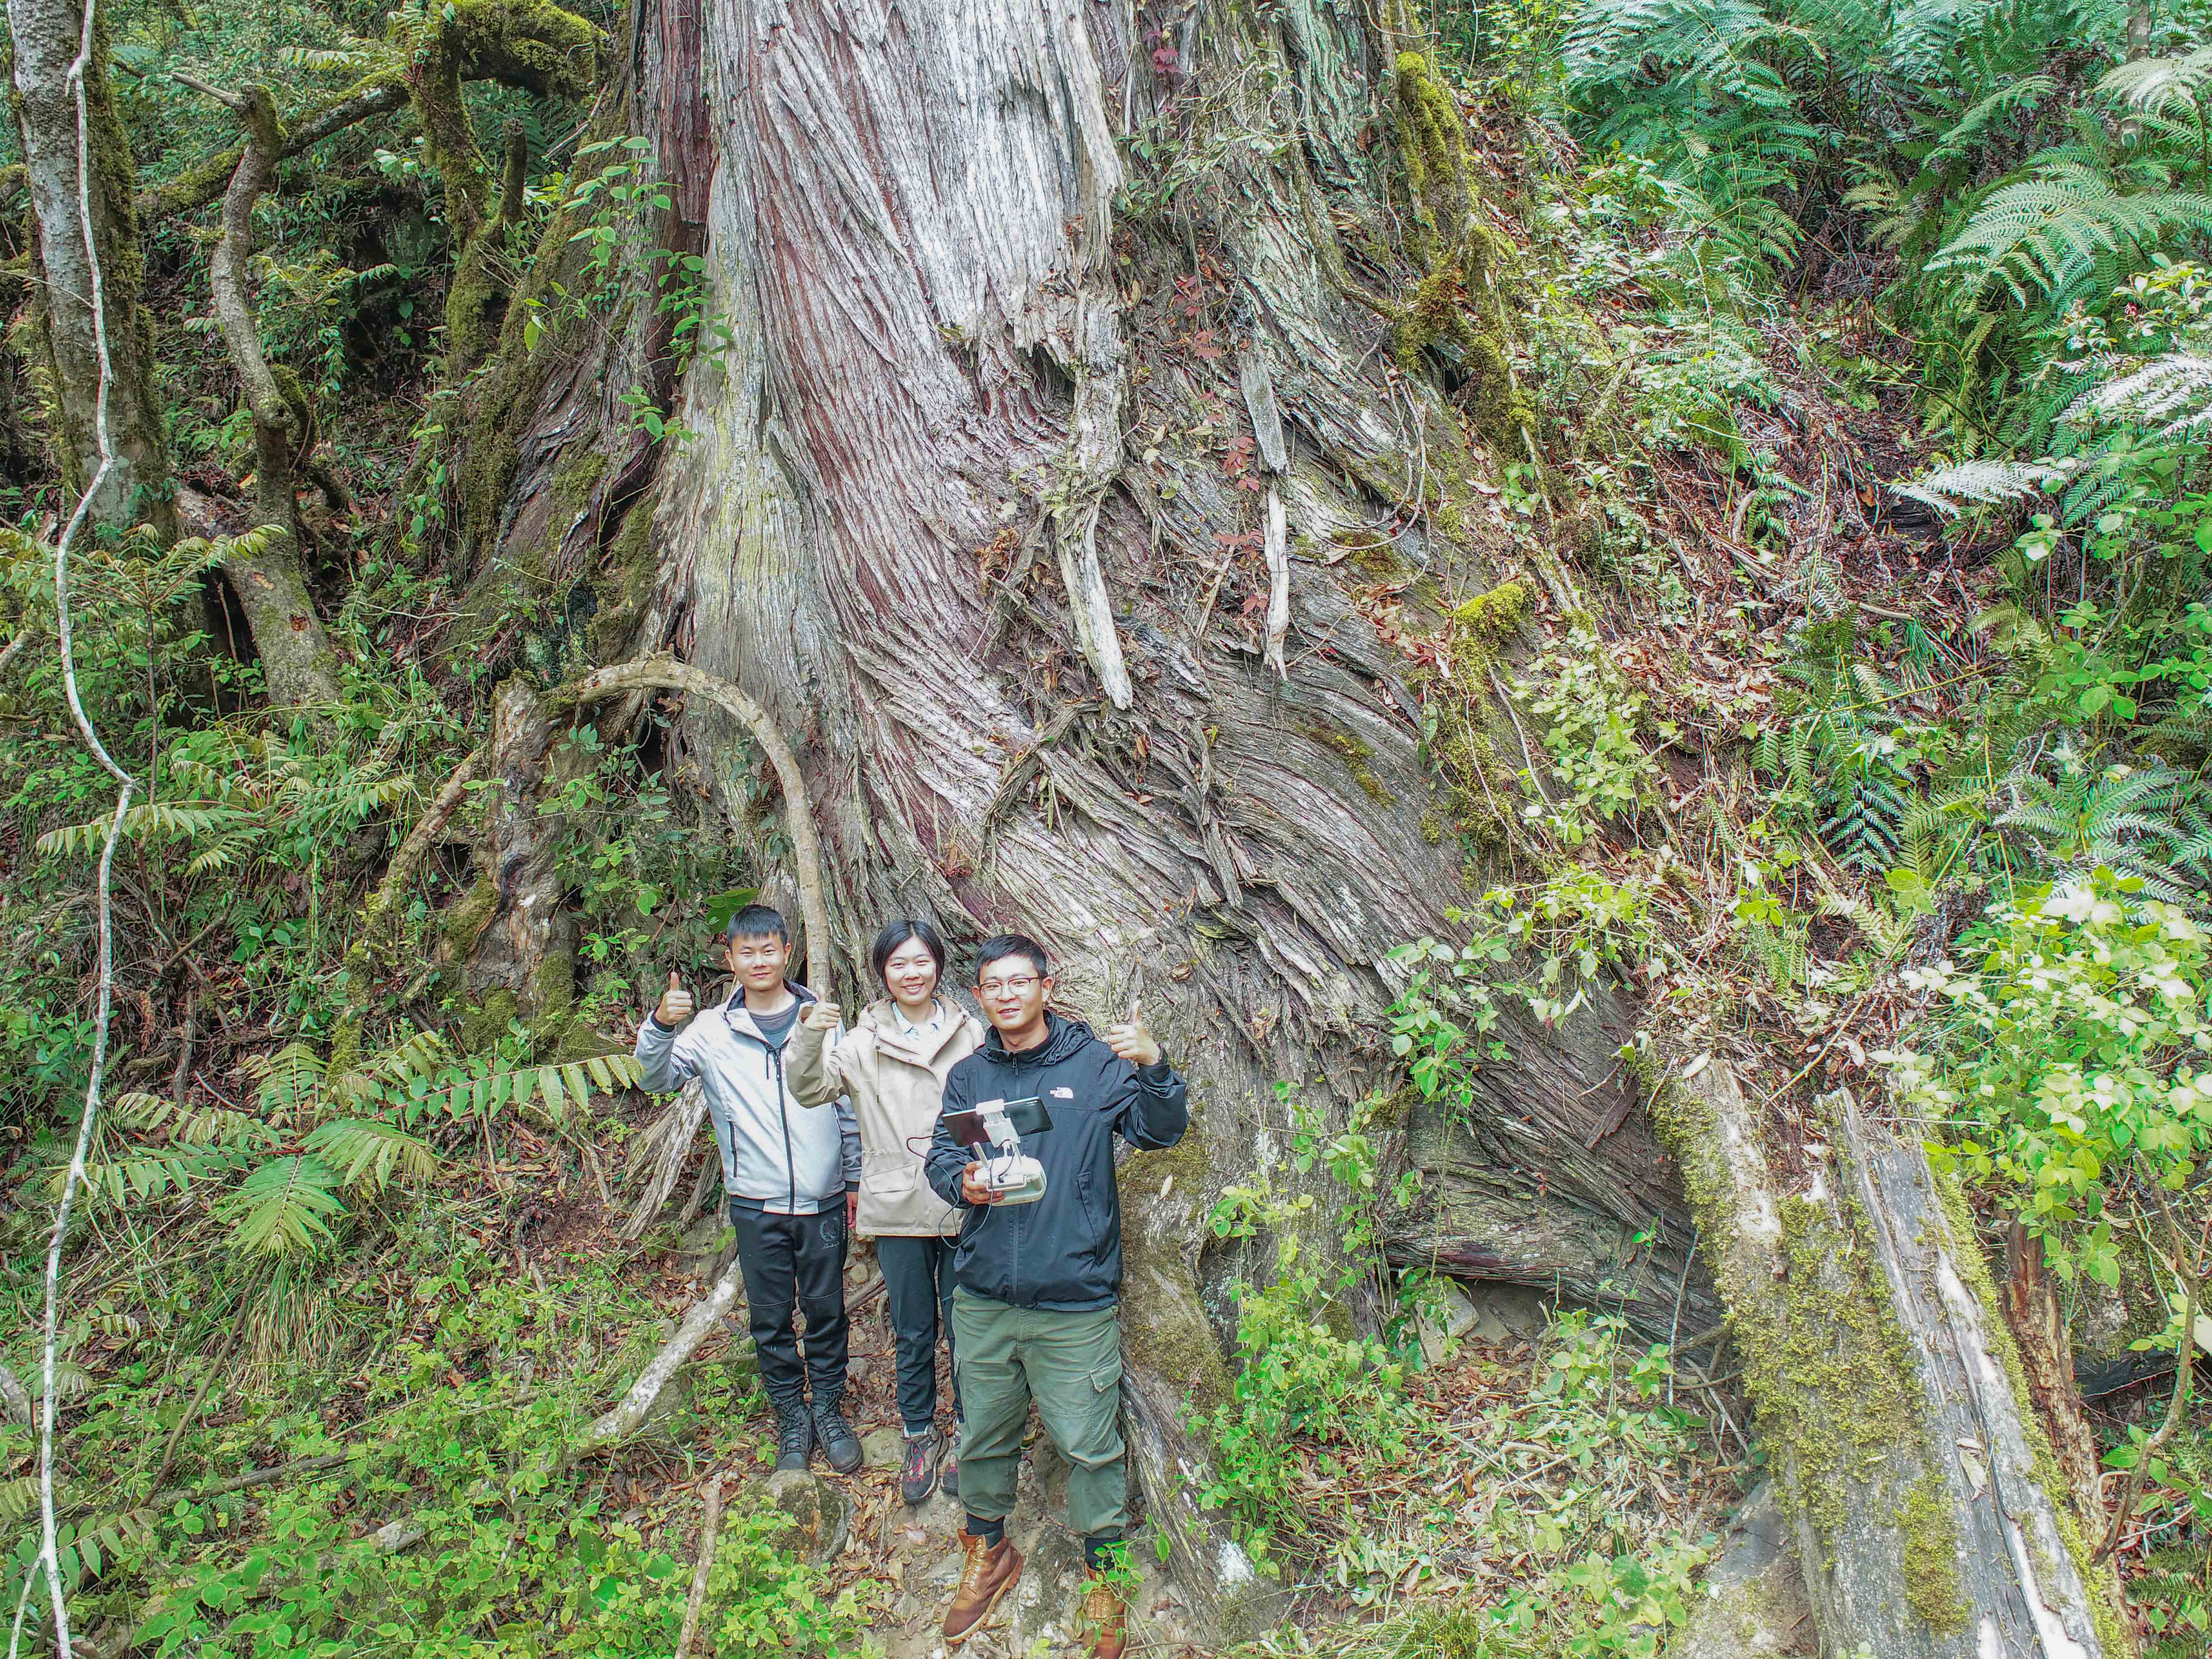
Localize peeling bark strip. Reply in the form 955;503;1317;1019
1660;1063;2125;1659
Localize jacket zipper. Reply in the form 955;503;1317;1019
727;995;809;1215
770;1040;796;1215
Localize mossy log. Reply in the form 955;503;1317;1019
1663;1061;2131;1659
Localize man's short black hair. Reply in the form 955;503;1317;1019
871;918;949;988
725;903;789;945
973;932;1049;982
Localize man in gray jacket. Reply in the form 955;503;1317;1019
635;904;865;1472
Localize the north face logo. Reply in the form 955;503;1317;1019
1051;1086;1075;1099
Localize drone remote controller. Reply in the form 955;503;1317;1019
944;1096;1050;1207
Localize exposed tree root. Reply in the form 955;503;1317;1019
556;655;831;985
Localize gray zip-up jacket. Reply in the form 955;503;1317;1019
634;982;861;1214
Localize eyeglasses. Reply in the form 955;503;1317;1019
977;975;1040;996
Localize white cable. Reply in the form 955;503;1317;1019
9;0;139;1651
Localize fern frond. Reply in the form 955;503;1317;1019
0;1478;35;1524
1925;165;2212;309
1893;457;2069;514
35;801;247;860
1927;75;2057;171
2098;46;2212;115
302;1120;439;1192
249;1041;327;1118
2071;353;2212;437
222;1156;346;1256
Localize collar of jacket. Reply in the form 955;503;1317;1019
980;1010;1094;1066
862;997;980;1065
717;981;816;1044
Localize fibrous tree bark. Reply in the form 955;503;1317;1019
614;0;1675;1636
8;0;176;538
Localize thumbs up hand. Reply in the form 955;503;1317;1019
655;970;696;1028
801;1000;843;1032
1104;1002;1161;1068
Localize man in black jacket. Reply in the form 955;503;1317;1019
922;934;1187;1657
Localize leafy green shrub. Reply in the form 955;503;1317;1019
1193;1265;1420;1578
1512;626;1660;845
1887;871;2212;1281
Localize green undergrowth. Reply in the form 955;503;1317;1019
0;1192;856;1656
1195;1087;1728;1655
1210;1293;1728;1658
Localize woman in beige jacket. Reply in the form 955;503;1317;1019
790;918;983;1503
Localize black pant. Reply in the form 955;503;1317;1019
876;1233;960;1434
729;1202;850;1408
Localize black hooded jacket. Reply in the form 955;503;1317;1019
922;1013;1188;1311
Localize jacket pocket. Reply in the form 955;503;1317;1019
862;1166;920;1198
1074;1167;1102;1236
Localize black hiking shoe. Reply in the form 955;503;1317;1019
813;1397;863;1474
774;1402;814;1472
900;1429;942;1505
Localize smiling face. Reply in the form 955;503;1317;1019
724;929;791;997
882;937;942;1010
975;949;1051;1046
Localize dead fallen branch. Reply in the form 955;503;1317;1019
566;1256;744;1466
674;1476;724;1659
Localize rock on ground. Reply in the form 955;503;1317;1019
870;1427;1194;1658
764;1468;851;1566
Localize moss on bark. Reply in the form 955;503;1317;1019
1380;53;1536;458
1116;1104;1235;1414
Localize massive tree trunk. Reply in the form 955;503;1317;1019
617;0;1671;1637
8;0;176;537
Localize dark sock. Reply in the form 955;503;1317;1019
1082;1530;1123;1572
966;1513;1004;1547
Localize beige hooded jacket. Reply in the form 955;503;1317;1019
787;997;983;1237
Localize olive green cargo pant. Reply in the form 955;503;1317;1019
950;1287;1126;1536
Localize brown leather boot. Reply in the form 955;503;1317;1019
941;1528;1021;1645
1078;1566;1127;1659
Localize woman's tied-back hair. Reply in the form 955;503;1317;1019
870;918;949;990
972;932;1049;982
